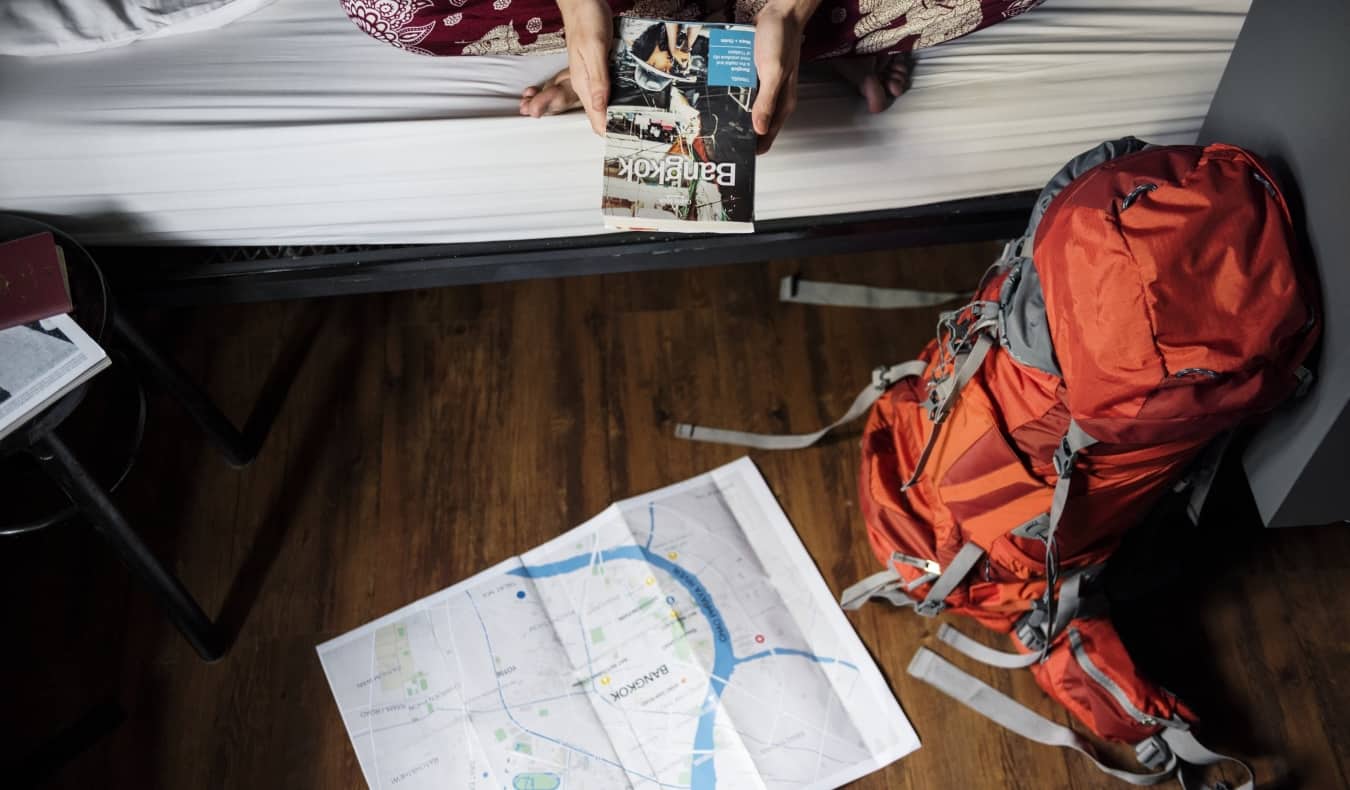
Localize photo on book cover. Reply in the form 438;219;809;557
602;19;757;232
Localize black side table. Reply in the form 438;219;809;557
1;215;272;662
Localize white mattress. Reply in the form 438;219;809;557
0;0;1249;245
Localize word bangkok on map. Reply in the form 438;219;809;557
318;458;919;789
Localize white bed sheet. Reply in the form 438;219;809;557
0;0;1248;245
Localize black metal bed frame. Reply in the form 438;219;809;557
98;191;1038;305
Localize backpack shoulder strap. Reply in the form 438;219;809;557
909;647;1180;786
908;647;1254;790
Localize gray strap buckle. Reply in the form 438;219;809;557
1134;735;1171;771
1053;436;1076;478
1294;365;1314;398
891;551;941;576
872;364;909;392
915;599;946;618
923;385;945;422
1014;605;1048;652
1001;235;1032;263
1011;514;1051;541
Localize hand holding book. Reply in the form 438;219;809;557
750;0;822;153
558;0;821;153
556;0;614;135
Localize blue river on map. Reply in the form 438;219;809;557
506;544;854;790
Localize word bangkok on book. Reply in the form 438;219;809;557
602;19;758;233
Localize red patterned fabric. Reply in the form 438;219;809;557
339;0;1044;58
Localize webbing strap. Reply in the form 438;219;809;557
839;567;912;611
778;275;964;309
1183;432;1233;525
1041;420;1099;655
916;542;985;617
1049;420;1099;538
1051;571;1088;639
908;648;1178;786
902;332;996;490
1162;729;1254;790
673;360;927;450
937;624;1042;668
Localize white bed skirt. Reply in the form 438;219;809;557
0;0;1249;245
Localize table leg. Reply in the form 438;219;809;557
31;432;225;662
110;312;259;468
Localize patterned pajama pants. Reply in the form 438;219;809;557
340;0;1043;60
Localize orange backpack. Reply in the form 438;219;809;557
677;139;1320;788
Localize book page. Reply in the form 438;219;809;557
0;313;109;440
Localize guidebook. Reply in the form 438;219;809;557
601;19;758;233
0;314;109;441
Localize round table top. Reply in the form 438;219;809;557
0;214;109;455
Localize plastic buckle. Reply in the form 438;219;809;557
1294;365;1314;398
1014;608;1047;652
891;551;941;576
1134;735;1171;771
871;365;892;392
872;364;914;392
915;600;945;618
923;386;944;422
1053;437;1075;478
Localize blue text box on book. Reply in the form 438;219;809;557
708;29;756;88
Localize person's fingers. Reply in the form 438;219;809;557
752;62;783;138
526;88;550;118
751;16;787;138
543;87;574;116
571;43;609;135
886;58;910;96
758;70;798;154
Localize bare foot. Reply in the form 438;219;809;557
520;67;584;118
828;52;914;113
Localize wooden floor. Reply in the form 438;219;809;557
3;243;1348;790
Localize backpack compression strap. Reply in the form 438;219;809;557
672;359;927;450
908;648;1254;790
839;542;986;613
778;274;965;309
673;274;993;452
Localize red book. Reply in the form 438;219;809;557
0;232;73;331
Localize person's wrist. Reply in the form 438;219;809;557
762;0;822;28
555;0;601;21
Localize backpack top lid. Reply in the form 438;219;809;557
1028;143;1319;445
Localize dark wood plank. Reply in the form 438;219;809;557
3;242;1347;790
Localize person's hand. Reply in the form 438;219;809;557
557;0;613;135
751;0;820;154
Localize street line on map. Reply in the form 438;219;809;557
464;589;688;789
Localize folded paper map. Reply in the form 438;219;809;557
317;457;919;789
